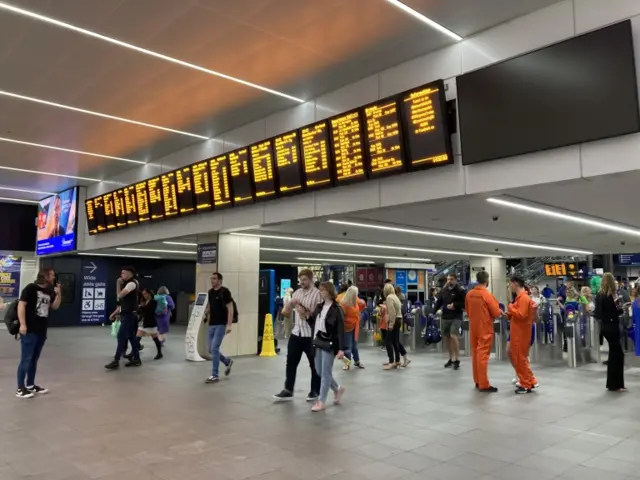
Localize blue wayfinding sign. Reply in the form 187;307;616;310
618;254;640;266
395;270;407;293
80;259;107;324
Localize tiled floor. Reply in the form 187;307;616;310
1;327;639;479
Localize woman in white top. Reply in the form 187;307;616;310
383;283;403;370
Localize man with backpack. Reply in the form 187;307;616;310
105;267;141;370
204;272;235;383
15;268;61;398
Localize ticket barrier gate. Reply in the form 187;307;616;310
533;302;565;365
461;317;471;357
493;317;507;361
565;305;596;368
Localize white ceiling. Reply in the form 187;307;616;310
0;0;560;199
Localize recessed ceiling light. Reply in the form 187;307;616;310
163;241;198;247
0;89;208;140
78;253;161;259
297;257;375;264
260;247;431;262
116;247;196;254
260;260;321;265
0;136;145;165
232;232;501;258
0;164;101;182
0;196;39;204
0;185;54;195
384;0;463;41
0;2;304;104
328;219;593;255
487;197;640;238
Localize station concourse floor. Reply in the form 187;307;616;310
0;327;640;480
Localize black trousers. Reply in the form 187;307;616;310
601;322;625;390
386;322;401;363
284;334;321;394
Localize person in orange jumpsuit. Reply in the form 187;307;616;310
507;275;537;394
465;271;503;393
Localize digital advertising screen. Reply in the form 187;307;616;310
147;177;164;221
250;140;277;200
228;148;253;205
123;185;138;226
93;195;106;233
176;166;195;215
364;98;406;178
330;110;367;185
209;155;232;209
85;198;98;236
274;131;303;195
135;181;150;223
103;192;116;231
36;187;78;255
160;172;179;218
192;160;213;211
113;189;127;228
300;121;333;191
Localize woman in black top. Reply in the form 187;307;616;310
595;273;626;392
136;289;163;361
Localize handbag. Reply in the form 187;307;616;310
313;331;333;351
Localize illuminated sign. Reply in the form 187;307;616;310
274;131;303;195
229;148;253;205
544;263;578;277
250;140;277;200
113;189;127;228
301;121;332;190
93;196;106;233
176;166;195;215
135;181;150;223
103;192;116;230
160;172;179;218
147;177;164;221
363;99;406;177
191;161;213;211
330;110;367;185
209;155;232;208
85;199;97;235
124;185;138;225
401;82;452;170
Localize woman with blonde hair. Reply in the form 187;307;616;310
383;283;403;370
595;273;626;392
340;286;366;370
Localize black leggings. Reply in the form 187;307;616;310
386;322;401;363
601;322;625;390
381;328;406;356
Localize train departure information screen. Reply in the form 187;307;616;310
124;185;138;225
85;199;97;235
191;161;212;211
250;140;276;200
209;155;232;208
147;177;164;221
229;149;253;205
93;196;106;233
274;131;303;195
113;189;127;228
330;111;367;184
176;166;195;215
103;192;116;231
364;99;406;177
135;182;150;223
160;172;179;218
401;83;451;170
301;122;332;190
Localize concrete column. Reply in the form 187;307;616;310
469;257;508;306
602;254;614;273
587;255;593;270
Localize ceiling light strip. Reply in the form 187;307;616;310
260;247;431;262
116;247;196;254
163;241;198;246
0;164;101;182
78;253;161;259
0;185;54;195
232;232;501;258
296;257;375;264
0;2;304;103
328;219;593;255
0;196;39;203
260;261;321;265
0;136;145;165
487;197;640;238
384;0;463;41
0;90;208;140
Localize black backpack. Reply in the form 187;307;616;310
3;299;20;338
230;298;239;324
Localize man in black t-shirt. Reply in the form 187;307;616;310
204;272;234;383
16;268;61;399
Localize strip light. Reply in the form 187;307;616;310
0;136;145;165
0;90;208;140
260;247;431;262
232;232;501;258
260;261;321;266
78;253;161;259
116;247;196;254
488;197;640;238
384;0;463;41
0;186;54;195
0;196;39;204
0;2;304;104
297;257;375;264
0;164;101;182
163;241;198;247
328;219;593;255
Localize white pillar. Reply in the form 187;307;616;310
470;257;508;306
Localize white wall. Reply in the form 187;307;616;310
83;0;640;250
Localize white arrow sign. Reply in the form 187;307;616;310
84;262;97;274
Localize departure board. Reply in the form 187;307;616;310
274;131;303;195
209;155;232;209
93;195;106;233
330;111;367;185
228;148;253;205
113;189;127;228
160;172;179;218
250;140;276;200
147;177;164;221
400;81;452;170
124;185;138;226
301;121;333;191
103;192;116;231
192;161;213;211
176;166;195;215
135;181;150;223
364;99;406;178
85;199;98;235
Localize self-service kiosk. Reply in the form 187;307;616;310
185;292;211;361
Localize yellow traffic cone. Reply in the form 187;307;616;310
260;314;277;357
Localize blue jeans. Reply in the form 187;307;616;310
115;312;139;361
344;330;360;363
314;348;339;403
209;325;230;377
17;333;46;388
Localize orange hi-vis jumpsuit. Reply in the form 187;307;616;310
465;285;502;390
508;290;537;389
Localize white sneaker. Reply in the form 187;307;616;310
515;382;539;389
512;378;517;385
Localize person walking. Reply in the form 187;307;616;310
154;286;174;344
383;283;403;370
309;282;345;412
340;285;366;370
205;272;235;384
16;268;61;398
273;269;321;401
595;273;626;392
465;271;502;393
136;288;164;360
434;274;466;370
507;275;538;394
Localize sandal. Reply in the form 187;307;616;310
311;401;326;412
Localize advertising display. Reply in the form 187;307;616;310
0;255;21;298
36;187;78;255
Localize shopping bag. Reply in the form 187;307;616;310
110;319;121;337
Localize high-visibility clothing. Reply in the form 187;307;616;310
508;290;537;389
